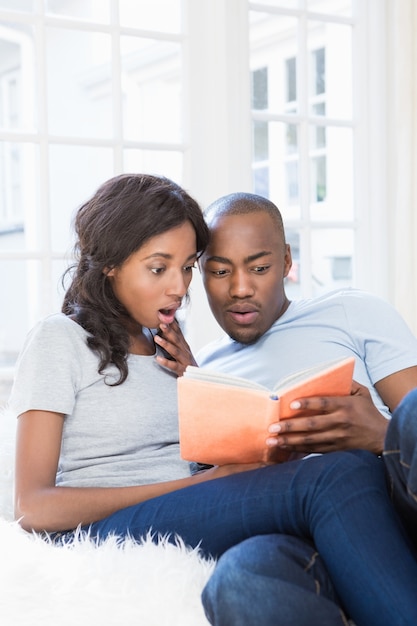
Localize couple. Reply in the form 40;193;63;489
9;173;417;626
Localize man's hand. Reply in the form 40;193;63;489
154;320;197;377
266;380;388;455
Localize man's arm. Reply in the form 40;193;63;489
374;366;417;412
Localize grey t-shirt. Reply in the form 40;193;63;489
9;314;191;487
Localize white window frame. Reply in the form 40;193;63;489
0;0;396;363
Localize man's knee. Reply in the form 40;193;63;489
202;535;347;626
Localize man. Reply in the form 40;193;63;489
194;192;417;625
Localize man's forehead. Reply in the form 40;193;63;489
209;212;280;246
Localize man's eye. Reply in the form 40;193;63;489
253;265;269;273
212;269;228;276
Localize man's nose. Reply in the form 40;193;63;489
229;270;255;298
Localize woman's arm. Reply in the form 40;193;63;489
15;409;261;533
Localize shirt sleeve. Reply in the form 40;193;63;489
9;315;83;417
341;290;417;384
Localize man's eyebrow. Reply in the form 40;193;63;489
205;251;273;264
245;251;273;264
205;255;232;264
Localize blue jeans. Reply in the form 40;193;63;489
202;534;348;626
73;450;417;626
383;386;417;547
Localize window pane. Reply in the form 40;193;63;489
0;259;43;361
309;126;353;221
251;0;299;8
0;0;33;11
251;120;301;220
123;149;183;184
311;228;354;295
53;258;69;310
251;67;268;110
121;36;182;143
119;0;181;33
49;145;113;252
46;28;113;139
308;20;352;119
286;57;297;103
0;142;39;250
46;0;110;23
253;166;269;199
253;120;269;162
249;12;298;115
0;22;36;131
307;0;353;18
284;228;301;300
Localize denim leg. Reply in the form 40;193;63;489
383;387;417;547
83;450;417;626
202;534;349;626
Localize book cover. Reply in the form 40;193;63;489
178;356;355;465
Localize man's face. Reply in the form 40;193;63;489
200;211;292;344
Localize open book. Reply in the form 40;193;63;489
178;356;355;465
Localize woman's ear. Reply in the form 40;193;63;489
103;267;115;276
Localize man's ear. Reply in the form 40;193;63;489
283;244;292;278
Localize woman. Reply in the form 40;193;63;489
9;173;417;626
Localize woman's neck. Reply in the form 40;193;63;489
128;327;155;356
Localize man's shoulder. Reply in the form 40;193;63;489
288;288;383;315
196;333;233;366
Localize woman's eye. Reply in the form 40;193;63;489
151;267;165;275
183;264;195;273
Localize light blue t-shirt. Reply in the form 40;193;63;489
197;289;417;419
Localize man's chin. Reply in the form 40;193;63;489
228;327;262;345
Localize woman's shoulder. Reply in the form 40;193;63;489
26;313;90;347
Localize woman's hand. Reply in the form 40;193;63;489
154;319;197;376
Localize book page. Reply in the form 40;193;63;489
183;365;268;391
273;357;354;393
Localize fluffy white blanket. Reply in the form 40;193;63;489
0;408;214;625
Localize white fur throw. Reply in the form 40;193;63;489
0;407;214;625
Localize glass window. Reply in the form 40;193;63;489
249;2;355;293
46;28;113;139
307;0;353;18
311;229;354;296
121;36;182;143
0;1;186;386
252;66;268;110
0;0;34;11
312;47;325;96
119;0;181;33
286;57;297;103
46;0;111;23
0;22;36;132
249;12;298;116
253;120;269;162
0;142;39;244
308;20;352;120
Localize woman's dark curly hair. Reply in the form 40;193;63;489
62;173;209;385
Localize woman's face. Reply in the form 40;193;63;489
107;221;197;330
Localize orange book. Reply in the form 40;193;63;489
178;356;355;465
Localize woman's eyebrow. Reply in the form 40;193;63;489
143;252;197;261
